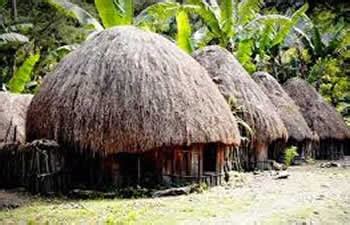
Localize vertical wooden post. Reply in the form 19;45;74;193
137;155;141;185
198;147;202;183
13;126;17;142
172;149;176;176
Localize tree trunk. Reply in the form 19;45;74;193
12;0;17;21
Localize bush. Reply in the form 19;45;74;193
284;146;299;167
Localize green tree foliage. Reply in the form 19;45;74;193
137;0;307;58
235;3;309;73
0;0;94;92
274;3;349;121
47;0;103;31
8;53;40;93
176;9;193;53
95;0;133;27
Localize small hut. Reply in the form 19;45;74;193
26;26;241;188
252;72;317;160
0;92;32;143
193;46;288;169
284;78;350;159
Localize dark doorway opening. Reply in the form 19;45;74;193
117;153;139;186
116;151;159;187
203;144;217;172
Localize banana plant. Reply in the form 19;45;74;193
234;3;309;72
137;0;308;55
176;9;193;53
47;0;135;30
47;0;194;53
0;32;29;50
8;53;40;93
46;0;104;31
95;0;133;27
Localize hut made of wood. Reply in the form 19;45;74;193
284;78;350;159
252;72;318;160
26;26;241;188
193;46;288;170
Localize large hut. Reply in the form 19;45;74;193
26;26;241;188
252;72;317;160
0;92;32;143
284;78;350;159
193;46;288;169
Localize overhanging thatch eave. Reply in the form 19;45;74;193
26;26;241;155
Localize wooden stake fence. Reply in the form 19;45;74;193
0;139;70;194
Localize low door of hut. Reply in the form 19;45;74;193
115;151;159;186
203;144;217;172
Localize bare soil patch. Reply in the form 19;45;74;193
1;159;350;224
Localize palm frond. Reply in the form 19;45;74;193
311;26;325;56
258;19;277;51
235;39;256;73
220;0;234;37
192;27;214;48
271;3;309;46
293;26;314;50
0;32;29;50
244;14;290;30
176;10;193;53
95;0;133;28
47;0;103;31
237;0;262;26
8;53;40;93
327;23;346;53
135;2;180;29
186;0;221;36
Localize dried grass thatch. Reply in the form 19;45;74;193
26;26;241;156
283;78;350;158
252;72;317;158
0;92;33;143
193;46;288;164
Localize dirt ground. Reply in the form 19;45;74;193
1;158;350;225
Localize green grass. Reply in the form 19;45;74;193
0;192;249;225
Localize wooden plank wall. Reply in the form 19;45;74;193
0;140;69;194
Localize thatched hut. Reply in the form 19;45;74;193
284;78;350;159
252;72;317;160
26;26;241;187
0;92;32;143
193;46;288;169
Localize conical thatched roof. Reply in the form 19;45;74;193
193;46;288;147
283;78;350;141
0;92;33;143
252;72;314;142
26;26;240;155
